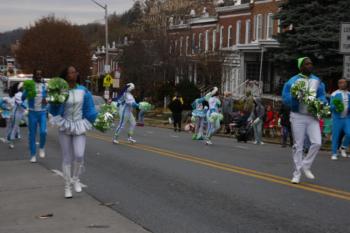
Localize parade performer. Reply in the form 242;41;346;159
22;70;48;162
191;89;216;140
112;83;138;144
49;66;97;198
6;83;27;149
330;79;350;160
0;96;14;144
205;87;223;145
282;57;328;184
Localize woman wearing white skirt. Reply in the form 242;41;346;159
49;66;97;198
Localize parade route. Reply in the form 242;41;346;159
2;125;350;233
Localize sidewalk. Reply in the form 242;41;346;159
0;160;149;233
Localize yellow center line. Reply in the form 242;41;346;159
88;132;350;201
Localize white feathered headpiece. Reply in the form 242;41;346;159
127;83;135;92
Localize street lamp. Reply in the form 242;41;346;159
91;0;109;72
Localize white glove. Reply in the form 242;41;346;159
211;87;218;96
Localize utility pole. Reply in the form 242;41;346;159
91;0;109;71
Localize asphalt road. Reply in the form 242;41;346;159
1;125;350;233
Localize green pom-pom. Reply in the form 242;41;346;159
94;103;118;132
208;112;223;123
332;99;345;113
47;77;69;104
191;116;196;123
23;80;36;99
139;101;153;112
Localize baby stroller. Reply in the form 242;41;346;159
236;121;253;143
231;112;253;143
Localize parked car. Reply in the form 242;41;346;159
93;95;106;112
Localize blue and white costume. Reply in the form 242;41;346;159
22;82;48;159
113;83;139;144
205;87;221;145
49;85;97;198
330;89;350;158
0;97;14;144
282;73;327;182
191;98;207;140
7;91;27;147
191;89;216;140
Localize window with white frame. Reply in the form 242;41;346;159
212;30;217;51
267;13;273;39
227;25;232;47
255;14;263;40
169;40;173;54
220;26;224;48
253;15;257;41
277;19;281;33
245;19;251;44
236;20;241;44
175;40;178;54
205;30;209;52
198;33;203;52
192;33;196;54
180;37;183;55
185;36;189;55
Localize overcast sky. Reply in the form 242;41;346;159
0;0;134;32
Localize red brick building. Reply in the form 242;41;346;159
167;0;283;97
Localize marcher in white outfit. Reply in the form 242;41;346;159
330;79;350;160
112;83;139;144
7;83;27;148
0;96;14;144
205;87;221;145
49;66;97;198
282;57;327;184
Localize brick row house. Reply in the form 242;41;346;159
167;0;283;97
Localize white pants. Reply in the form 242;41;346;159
290;112;321;178
59;131;86;166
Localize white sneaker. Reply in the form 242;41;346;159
253;141;258;144
0;137;6;143
113;139;119;144
260;142;265;145
30;156;37;163
73;179;82;193
303;168;315;180
291;176;300;184
65;185;73;199
39;149;45;158
331;155;338;160
340;147;348;158
9;144;14;149
128;137;136;144
205;140;212;145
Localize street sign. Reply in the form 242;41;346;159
103;74;113;87
112;78;120;88
340;22;350;54
104;90;110;100
104;65;111;73
344;55;350;80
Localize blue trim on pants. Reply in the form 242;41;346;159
332;117;350;155
28;111;47;156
